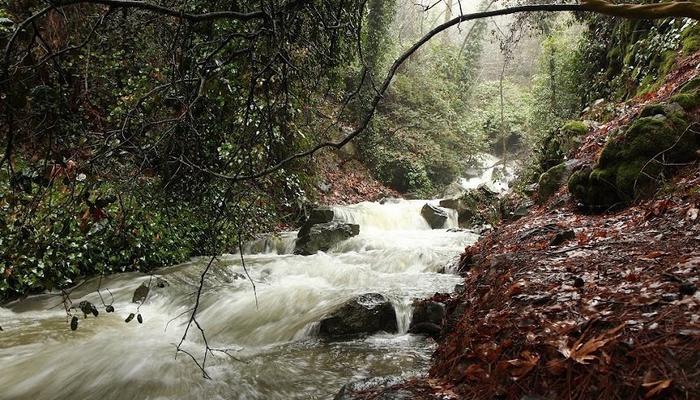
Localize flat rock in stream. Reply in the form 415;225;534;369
319;293;397;338
295;221;360;255
334;376;411;400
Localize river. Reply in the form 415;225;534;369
0;199;479;399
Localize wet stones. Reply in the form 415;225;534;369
409;300;446;338
334;376;409;400
319;293;397;338
568;105;697;209
439;185;499;228
304;207;335;226
295;221;360;255
421;203;448;229
294;207;359;255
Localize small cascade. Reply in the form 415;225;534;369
459;153;516;193
332;199;457;231
390;297;414;334
242;232;297;255
0;196;478;400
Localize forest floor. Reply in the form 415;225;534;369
313;150;399;205
343;54;700;399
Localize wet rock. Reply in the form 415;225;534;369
334;376;407;400
475;224;493;235
409;300;446;338
411;300;445;326
421;203;448;229
444;300;469;332
300;207;335;232
379;197;402;205
569;107;696;209
408;321;442;337
319;293;397;338
132;282;150;303
537;159;584;203
295;221;360;255
507;199;533;221
155;277;169;288
454;284;466;294
440;186;499;228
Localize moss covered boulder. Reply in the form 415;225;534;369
538;121;590;173
439;186;498;228
537;159;584;203
669;77;700;112
568;104;697;209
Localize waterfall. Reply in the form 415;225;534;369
459;153;516;193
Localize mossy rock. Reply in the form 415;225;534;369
669;77;700;111
569;109;697;209
679;77;700;94
537;160;582;203
561;120;589;136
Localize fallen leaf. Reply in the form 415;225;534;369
507;351;539;379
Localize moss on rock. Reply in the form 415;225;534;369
568;107;697;209
669;77;700;111
537;160;583;203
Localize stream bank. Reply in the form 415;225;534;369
338;55;700;400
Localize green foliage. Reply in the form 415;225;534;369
359;35;487;195
576;16;698;103
1;0;367;297
529;27;586;136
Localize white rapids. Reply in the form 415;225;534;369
0;199;478;400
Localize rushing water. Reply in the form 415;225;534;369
0;200;478;400
459;153;517;193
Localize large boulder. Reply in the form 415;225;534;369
295;221;359;255
420;203;449;229
439;186;498;228
669;76;700;111
569;104;697;209
319;293;397;338
302;207;334;228
408;300;446;337
537;159;584;203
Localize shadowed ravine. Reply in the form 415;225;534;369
0;200;478;400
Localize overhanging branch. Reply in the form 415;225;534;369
232;1;700;181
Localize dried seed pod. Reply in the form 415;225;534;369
70;316;79;331
137;314;143;324
105;305;115;313
125;313;135;323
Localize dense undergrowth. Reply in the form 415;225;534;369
1;1;698;301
